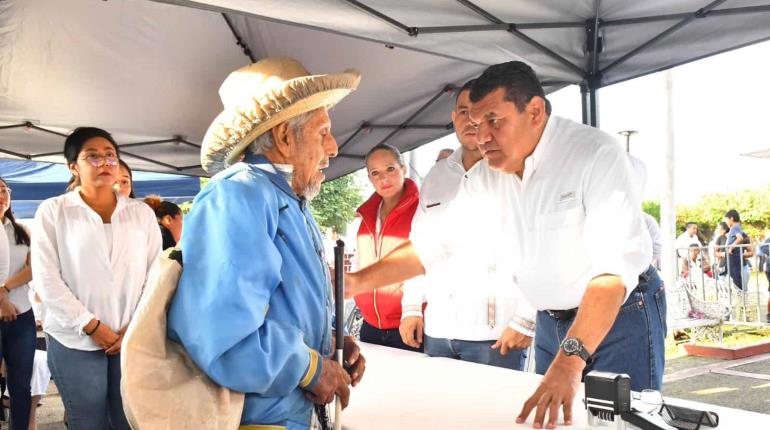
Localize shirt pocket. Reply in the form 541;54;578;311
541;206;585;231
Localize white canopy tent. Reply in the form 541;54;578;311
2;0;769;179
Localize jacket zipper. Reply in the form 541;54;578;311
359;197;412;329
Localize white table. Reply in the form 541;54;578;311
340;343;770;429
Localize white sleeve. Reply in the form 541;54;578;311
401;275;426;320
0;225;9;282
583;145;652;302
508;291;536;338
31;201;94;334
409;200;449;275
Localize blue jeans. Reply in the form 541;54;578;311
0;309;36;430
424;335;527;371
360;320;423;352
47;335;130;430
534;266;667;391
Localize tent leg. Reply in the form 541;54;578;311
580;81;599;128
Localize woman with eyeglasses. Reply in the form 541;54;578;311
0;177;35;430
31;127;161;430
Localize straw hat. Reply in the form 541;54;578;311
201;57;361;174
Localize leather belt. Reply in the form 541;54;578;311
544;266;656;321
545;308;578;321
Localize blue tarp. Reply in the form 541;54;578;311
0;160;200;219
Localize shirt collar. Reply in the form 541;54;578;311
242;152;300;201
445;142;482;175
63;187;127;213
523;115;557;175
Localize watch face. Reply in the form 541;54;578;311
562;338;580;354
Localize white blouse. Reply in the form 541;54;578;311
31;191;162;350
3;218;31;313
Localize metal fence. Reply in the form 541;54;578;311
674;243;765;324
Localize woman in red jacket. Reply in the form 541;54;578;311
354;143;421;351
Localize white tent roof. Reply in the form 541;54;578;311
1;0;769;179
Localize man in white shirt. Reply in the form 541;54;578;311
346;62;663;429
399;80;535;370
676;222;702;258
466;61;661;429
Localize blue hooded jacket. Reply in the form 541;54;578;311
168;154;333;429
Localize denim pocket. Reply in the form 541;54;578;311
653;287;668;335
618;292;645;315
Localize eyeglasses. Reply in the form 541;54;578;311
81;154;119;168
0;188;11;197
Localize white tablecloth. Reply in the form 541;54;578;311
340;343;770;429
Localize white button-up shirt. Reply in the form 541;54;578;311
3;219;31;313
403;145;536;340
490;116;651;311
32;191;162;350
0;222;8;291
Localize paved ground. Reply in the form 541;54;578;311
663;352;770;414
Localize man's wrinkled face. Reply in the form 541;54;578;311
469;88;542;175
451;89;479;152
288;108;337;199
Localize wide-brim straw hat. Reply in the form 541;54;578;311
201;57;361;174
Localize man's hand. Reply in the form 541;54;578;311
517;355;583;429
0;298;18;322
306;358;352;409
343;336;366;386
491;327;532;355
344;272;362;299
399;316;424;349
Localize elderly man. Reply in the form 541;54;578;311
399;79;534;370
167;57;365;430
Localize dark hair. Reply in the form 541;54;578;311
118;159;136;198
725;209;741;222
144;195;181;220
719;221;729;232
455;79;476;102
685;222;697;228
0;178;30;247
470;61;551;115
688;243;700;249
63;127;120;164
365;143;405;168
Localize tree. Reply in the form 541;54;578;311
310;174;363;234
643;200;660;223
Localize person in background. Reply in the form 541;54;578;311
143;196;183;250
354;143;421;351
114;159;135;198
435;148;454;163
676;222;701;258
31;127;161;430
713;222;730;278
0;177;35;430
725;209;751;290
400;80;533;369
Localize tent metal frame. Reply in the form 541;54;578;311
4;0;770;176
339;0;770;127
0;121;204;174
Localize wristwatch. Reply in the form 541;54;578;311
560;336;593;365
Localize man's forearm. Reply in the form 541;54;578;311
566;275;626;354
351;241;425;294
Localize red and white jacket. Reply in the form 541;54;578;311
354;178;419;330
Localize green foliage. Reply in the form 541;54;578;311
310;174;363;235
673;185;770;241
179;177;209;215
642;201;660;223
